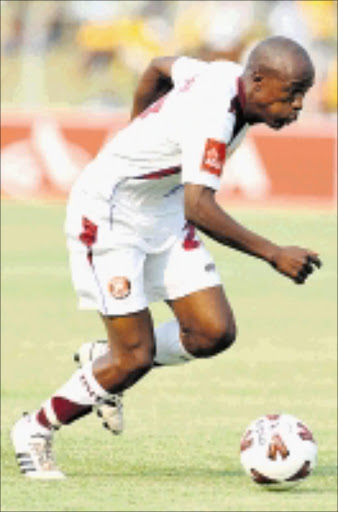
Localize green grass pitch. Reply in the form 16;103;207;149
1;200;337;511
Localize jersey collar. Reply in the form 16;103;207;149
237;76;246;112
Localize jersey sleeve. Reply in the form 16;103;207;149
171;56;209;88
179;96;236;191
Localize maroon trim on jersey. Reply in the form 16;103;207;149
136;166;181;180
228;79;247;142
237;76;246;111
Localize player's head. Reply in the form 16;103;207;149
242;36;315;129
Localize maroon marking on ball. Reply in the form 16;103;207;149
297;422;315;442
240;430;253;452
250;468;279;484
266;414;280;421
286;460;311;481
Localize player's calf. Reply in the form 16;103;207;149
95;344;153;392
74;340;124;434
98;312;155;392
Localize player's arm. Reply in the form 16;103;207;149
130;56;177;120
184;184;321;284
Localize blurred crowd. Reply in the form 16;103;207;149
1;0;337;113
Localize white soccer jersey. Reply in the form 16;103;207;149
65;57;249;254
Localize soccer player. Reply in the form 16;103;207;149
12;36;321;479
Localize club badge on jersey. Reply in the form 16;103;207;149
201;138;226;177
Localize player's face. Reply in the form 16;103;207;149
249;74;313;130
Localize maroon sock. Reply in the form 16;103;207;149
51;397;92;425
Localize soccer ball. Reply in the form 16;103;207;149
240;413;317;490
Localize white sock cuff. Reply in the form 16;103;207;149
80;362;111;401
42;400;62;428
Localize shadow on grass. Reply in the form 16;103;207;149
71;465;241;479
70;463;337;496
313;465;338;477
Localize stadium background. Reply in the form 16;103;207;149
1;2;337;511
1;0;337;203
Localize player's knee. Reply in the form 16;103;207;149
185;316;237;358
205;319;236;356
218;319;237;352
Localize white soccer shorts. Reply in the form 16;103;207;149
67;231;222;316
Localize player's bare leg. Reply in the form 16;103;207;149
168;285;237;358
85;286;235;372
88;310;156;435
11;309;156;478
77;285;235;434
93;310;155;392
73;309;199;434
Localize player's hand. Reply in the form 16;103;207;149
270;246;322;284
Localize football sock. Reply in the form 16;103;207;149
81;319;194;366
34;320;193;430
34;362;111;429
154;320;195;365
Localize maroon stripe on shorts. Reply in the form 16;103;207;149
137;166;181;180
79;216;98;265
79;216;97;247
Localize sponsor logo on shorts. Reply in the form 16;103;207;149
201;138;226;176
205;262;216;272
108;277;131;299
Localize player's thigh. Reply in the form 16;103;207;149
145;235;236;355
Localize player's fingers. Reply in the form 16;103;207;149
294;272;307;284
294;260;318;283
294;275;306;284
294;264;313;283
302;262;314;275
306;254;322;269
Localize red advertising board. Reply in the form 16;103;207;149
1;110;336;206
